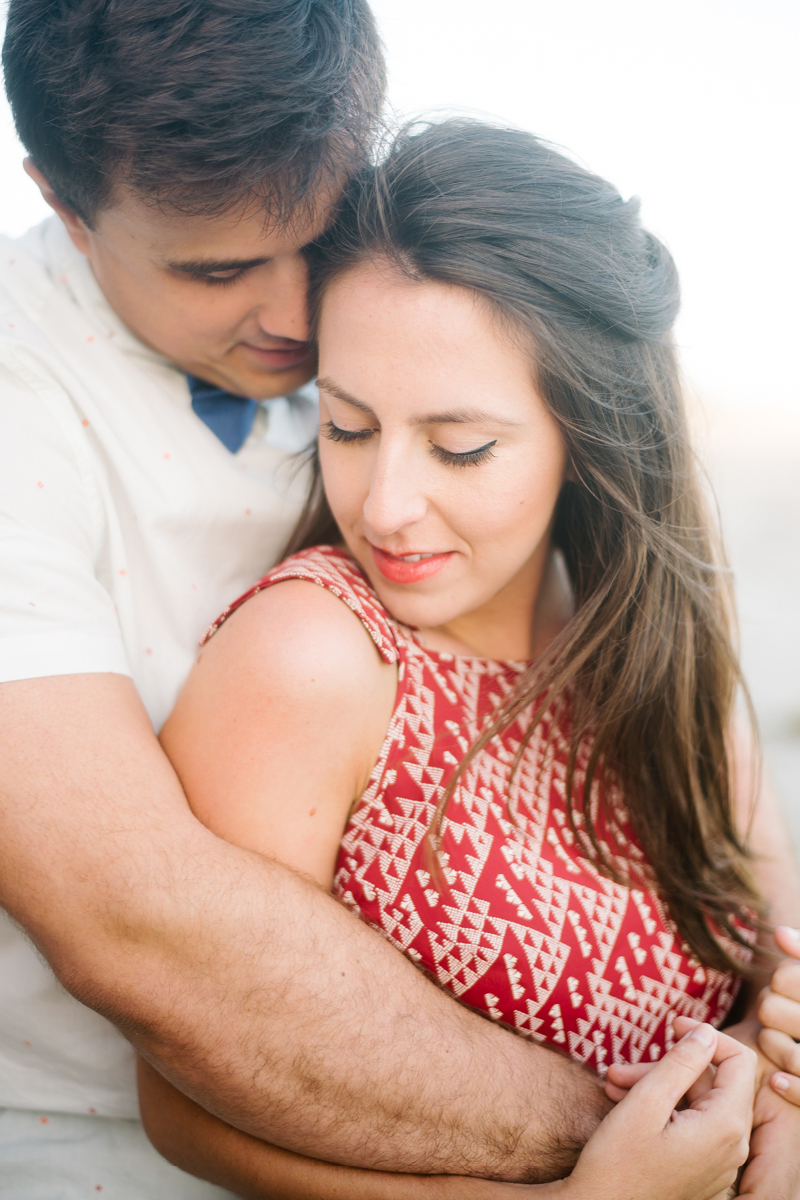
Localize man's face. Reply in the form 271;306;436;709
38;170;333;398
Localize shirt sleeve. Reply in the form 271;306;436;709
0;358;131;683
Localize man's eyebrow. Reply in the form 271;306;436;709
317;377;520;427
165;256;271;274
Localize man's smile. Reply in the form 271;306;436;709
238;338;313;372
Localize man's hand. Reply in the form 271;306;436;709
727;723;800;1109
738;1083;800;1199
710;927;800;1107
756;926;800;1106
723;927;800;1110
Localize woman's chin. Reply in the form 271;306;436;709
365;576;464;635
343;542;470;631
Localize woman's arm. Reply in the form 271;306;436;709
160;579;396;886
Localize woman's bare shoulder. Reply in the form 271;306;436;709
198;575;393;698
160;578;397;882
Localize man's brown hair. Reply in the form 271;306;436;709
3;0;385;225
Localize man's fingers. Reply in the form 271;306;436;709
767;956;800;1006
761;1025;800;1107
704;1028;758;1072
758;988;800;1039
679;1028;754;1114
759;1026;800;1075
604;1019;705;1084
774;925;800;962
766;958;800;1003
606;1065;715;1107
769;1069;800;1107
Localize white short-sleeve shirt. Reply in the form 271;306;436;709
0;217;317;1121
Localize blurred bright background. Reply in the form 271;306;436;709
2;0;799;832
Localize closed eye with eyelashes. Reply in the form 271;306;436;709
321;419;497;467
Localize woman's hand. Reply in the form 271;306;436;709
606;928;800;1110
756;926;800;1106
738;1082;800;1199
562;1018;755;1200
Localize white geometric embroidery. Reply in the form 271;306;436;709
234;548;743;1073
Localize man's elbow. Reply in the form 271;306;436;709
43;925;175;1040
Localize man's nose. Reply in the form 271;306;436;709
254;252;310;342
362;444;429;538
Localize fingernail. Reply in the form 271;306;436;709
773;1073;791;1092
687;1023;715;1048
779;926;800;941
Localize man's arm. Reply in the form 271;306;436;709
0;672;609;1183
136;1027;758;1200
137;1056;546;1200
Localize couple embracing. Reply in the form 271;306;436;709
2;2;800;1198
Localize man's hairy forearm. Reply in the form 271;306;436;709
0;675;609;1181
137;1057;569;1200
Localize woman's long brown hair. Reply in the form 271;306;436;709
287;119;762;974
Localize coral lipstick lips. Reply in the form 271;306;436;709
371;545;453;584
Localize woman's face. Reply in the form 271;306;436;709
316;260;567;650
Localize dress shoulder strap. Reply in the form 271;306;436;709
202;545;400;665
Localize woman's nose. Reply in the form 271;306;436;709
362;447;429;538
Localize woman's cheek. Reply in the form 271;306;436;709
465;467;562;563
319;448;367;533
454;463;546;533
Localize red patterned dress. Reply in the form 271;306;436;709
209;545;741;1075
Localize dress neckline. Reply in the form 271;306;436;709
328;545;534;671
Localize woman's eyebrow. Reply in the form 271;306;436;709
317;377;377;417
317;377;520;426
413;408;520;427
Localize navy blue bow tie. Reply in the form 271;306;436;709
187;374;259;453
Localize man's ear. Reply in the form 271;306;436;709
23;158;91;255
